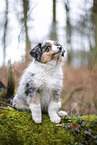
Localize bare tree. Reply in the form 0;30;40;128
93;0;97;65
94;18;97;66
53;0;56;22
3;0;8;65
65;0;72;64
93;0;97;13
22;0;31;52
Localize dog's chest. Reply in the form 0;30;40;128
33;67;63;91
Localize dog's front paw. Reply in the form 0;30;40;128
33;117;42;124
58;111;67;117
50;115;61;123
30;104;42;123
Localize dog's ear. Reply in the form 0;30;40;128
29;43;42;62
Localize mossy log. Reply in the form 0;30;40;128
0;107;97;145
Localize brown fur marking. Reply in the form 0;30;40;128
41;48;62;64
46;43;52;46
41;50;55;63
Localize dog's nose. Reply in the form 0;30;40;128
57;46;62;51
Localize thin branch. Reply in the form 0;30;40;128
61;86;83;107
4;96;13;103
71;102;78;115
72;96;97;114
17;2;38;49
0;101;13;107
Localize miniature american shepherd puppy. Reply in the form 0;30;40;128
13;40;67;123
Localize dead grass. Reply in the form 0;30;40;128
62;64;97;115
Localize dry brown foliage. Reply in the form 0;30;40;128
0;61;97;115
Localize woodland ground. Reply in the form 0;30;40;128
0;60;97;116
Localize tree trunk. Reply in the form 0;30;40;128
65;0;72;64
53;0;56;22
93;0;97;13
22;0;31;52
6;60;15;98
93;0;97;65
3;0;8;65
94;14;97;66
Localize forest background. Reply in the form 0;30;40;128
0;0;97;115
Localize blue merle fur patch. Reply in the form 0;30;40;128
29;43;52;62
25;82;36;96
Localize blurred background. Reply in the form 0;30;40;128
0;0;97;67
0;0;97;115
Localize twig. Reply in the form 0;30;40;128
17;2;38;49
72;96;97;114
61;86;83;107
0;101;13;107
71;102;78;115
4;96;13;103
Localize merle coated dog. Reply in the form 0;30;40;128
13;40;67;123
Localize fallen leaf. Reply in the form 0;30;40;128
71;123;79;130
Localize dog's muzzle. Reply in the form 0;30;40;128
53;49;65;57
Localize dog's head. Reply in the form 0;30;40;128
30;40;65;64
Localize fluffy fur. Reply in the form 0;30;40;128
13;40;67;123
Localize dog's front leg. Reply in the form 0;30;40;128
29;93;42;123
48;101;61;123
48;91;61;123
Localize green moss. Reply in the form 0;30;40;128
0;107;97;145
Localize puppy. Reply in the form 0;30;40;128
13;40;67;123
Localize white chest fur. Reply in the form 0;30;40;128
28;61;63;89
26;60;63;110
